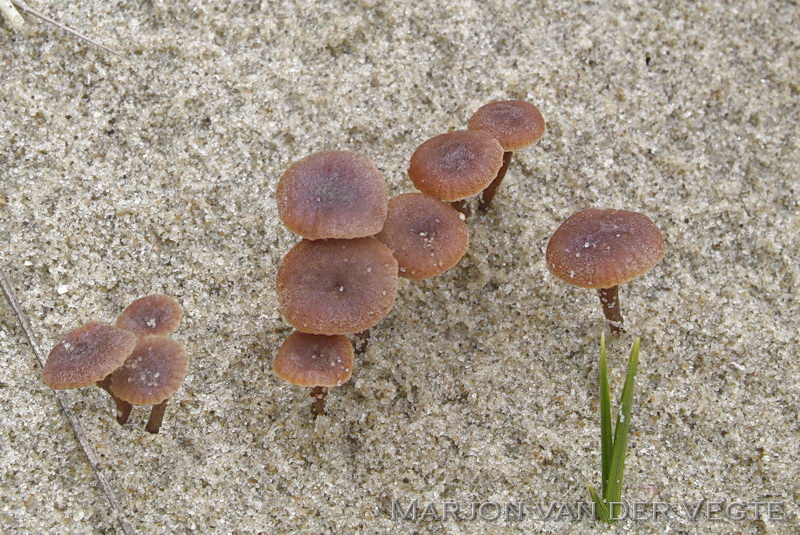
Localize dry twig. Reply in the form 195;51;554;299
7;0;126;59
1;0;24;29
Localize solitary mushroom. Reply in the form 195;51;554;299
408;130;504;215
376;193;469;279
546;208;665;332
277;150;388;240
276;237;398;335
467;100;545;210
274;331;354;416
42;321;136;423
109;336;189;433
115;294;181;338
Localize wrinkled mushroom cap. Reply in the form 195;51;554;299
43;321;137;389
468;100;545;152
376;193;469;280
274;331;354;387
277;237;398;335
109;336;189;406
407;131;504;202
276;150;389;240
115;294;181;337
546;208;666;289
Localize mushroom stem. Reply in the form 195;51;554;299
96;377;133;425
479;151;513;211
450;200;471;218
145;400;168;434
353;329;371;355
597;286;623;334
310;386;327;417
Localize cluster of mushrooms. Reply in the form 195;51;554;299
403;99;665;333
42;295;188;433
41;101;666;428
274;151;399;415
274;99;666;414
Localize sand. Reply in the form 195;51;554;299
1;0;798;533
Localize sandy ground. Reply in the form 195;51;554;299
1;0;798;533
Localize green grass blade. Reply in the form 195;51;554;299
606;338;641;520
588;485;611;523
599;332;613;497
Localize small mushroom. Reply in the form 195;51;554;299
109;336;189;433
546;208;665;332
407;130;504;215
274;331;354;416
467;100;545;210
276;237;399;335
376;193;469;279
115;294;181;338
276;150;389;240
42;321;137;423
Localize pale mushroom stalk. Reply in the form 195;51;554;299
597;286;623;333
145;400;168;434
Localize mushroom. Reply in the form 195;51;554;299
274;331;354;416
42;321;137;424
109;335;189;433
467;100;545;210
545;208;666;332
276;237;399;335
276;150;389;240
115;294;181;338
407;130;504;216
376;193;469;279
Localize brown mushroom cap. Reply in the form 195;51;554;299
109;336;189;406
376;193;469;280
408;130;504;202
274;331;354;387
276;150;389;240
115;294;181;337
276;237;398;335
42;321;137;389
467;100;545;152
546;208;666;289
